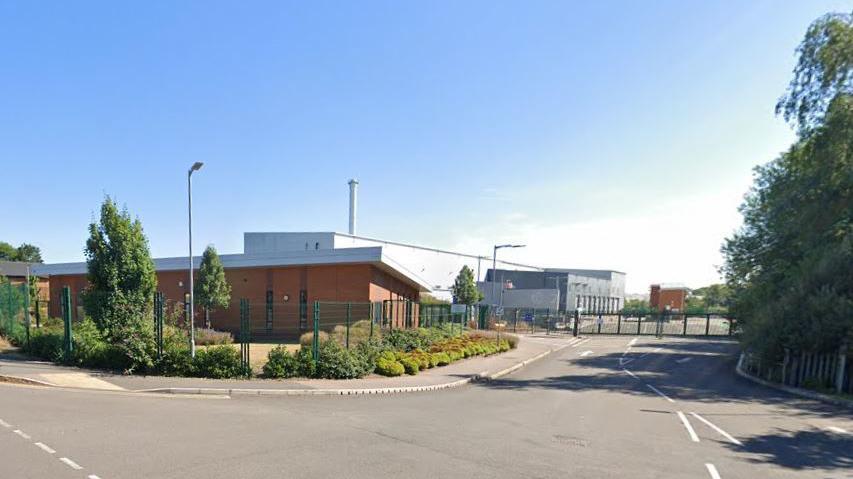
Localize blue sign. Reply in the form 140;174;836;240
523;313;534;322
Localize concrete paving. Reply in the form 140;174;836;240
0;335;850;479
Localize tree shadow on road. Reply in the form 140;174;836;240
475;338;853;420
732;428;853;471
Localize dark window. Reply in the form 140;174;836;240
265;290;274;332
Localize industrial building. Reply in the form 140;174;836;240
480;268;626;313
34;180;626;333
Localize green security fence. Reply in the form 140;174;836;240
491;307;737;337
0;281;31;346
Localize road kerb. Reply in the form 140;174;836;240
139;343;569;396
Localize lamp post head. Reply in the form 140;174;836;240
189;162;204;173
495;243;526;250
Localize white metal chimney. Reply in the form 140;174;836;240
348;179;358;235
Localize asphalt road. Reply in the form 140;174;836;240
0;336;851;479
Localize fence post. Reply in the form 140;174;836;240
370;302;376;339
617;313;622;335
836;342;848;394
35;297;41;328
637;314;642;335
312;301;320;362
705;314;710;336
6;282;12;333
597;313;602;334
155;292;164;360
345;302;351;349
239;298;250;375
682;314;688;336
572;310;579;337
61;286;73;358
23;281;30;347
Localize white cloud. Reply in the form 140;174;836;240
450;182;749;294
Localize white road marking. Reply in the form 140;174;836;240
628;338;638;346
13;429;31;440
0;418;10;428
676;357;692;363
826;426;848;434
88;475;102;479
571;338;591;348
623;369;638;379
690;412;742;445
646;384;676;403
59;457;83;470
705;463;721;479
34;442;56;454
579;350;593;357
677;411;700;442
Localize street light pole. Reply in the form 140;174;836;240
188;161;204;357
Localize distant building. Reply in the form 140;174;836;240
649;283;688;312
480;268;626;313
0;260;49;299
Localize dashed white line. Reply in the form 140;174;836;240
0;418;10;428
646;384;676;403
623;369;638;379
705;463;721;479
88;475;102;479
676;357;692;363
571;338;591;348
691;412;742;445
628;338;638;346
579;350;593;357
59;457;83;470
13;429;31;440
677;411;700;442
826;426;848;434
34;442;56;454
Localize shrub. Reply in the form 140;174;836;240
432;352;451;366
194;328;233;346
294;346;317;378
157;327;193;376
397;353;420;375
375;356;405;376
193;345;247;379
25;328;64;362
299;331;329;348
69;318;129;371
263;346;301;379
315;340;372;379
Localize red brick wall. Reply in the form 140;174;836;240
47;263;419;331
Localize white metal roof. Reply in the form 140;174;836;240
34;246;432;292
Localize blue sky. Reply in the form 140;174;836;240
1;1;849;293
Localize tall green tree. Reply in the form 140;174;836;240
82;197;158;371
15;244;43;263
0;242;17;261
723;11;853;360
777;12;853;134
0;242;43;263
194;245;231;329
450;266;483;305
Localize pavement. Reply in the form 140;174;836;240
0;334;574;394
0;335;851;479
